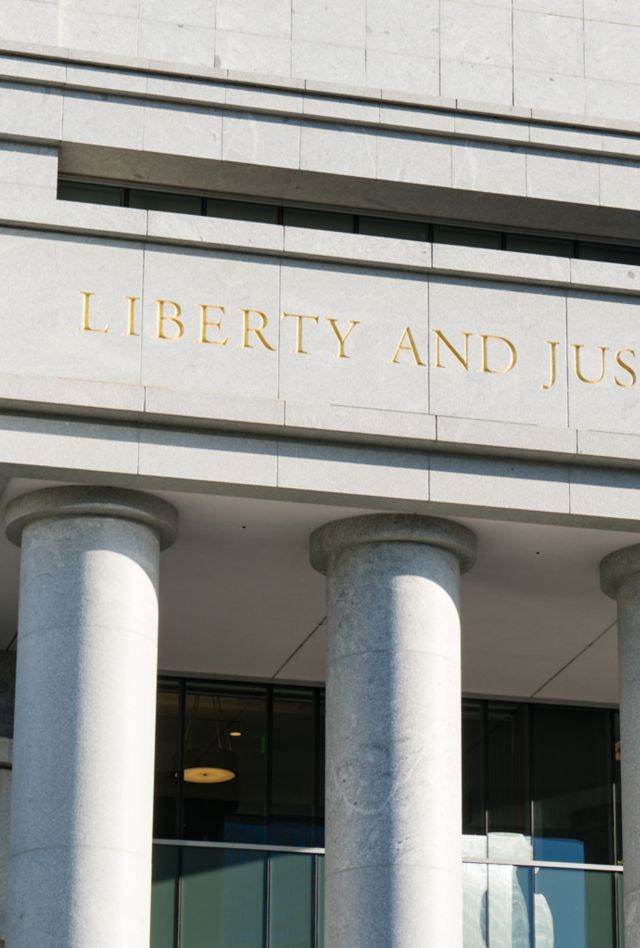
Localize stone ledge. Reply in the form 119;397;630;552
0;374;640;471
5;411;640;533
1;205;639;298
3;45;640;159
0;38;636;139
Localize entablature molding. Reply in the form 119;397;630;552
2;408;640;536
1;43;640;162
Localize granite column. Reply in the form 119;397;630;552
601;544;640;946
310;514;476;948
4;486;177;948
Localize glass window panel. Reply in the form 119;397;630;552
616;874;624;948
464;862;488;948
269;853;314;948
433;225;502;249
505;234;573;257
317;855;325;948
180;846;266;948
129;189;202;214
463;700;486;858
358;216;428;241
154;683;180;839
534;868;615;948
315;693;325;848
269;687;315;846
57;179;125;206
614;711;622;865
532;706;613;864
578;242;640;266
489;865;532;948
151;844;179;948
488;702;532;861
206;198;279;224
182;682;268;843
283;206;355;232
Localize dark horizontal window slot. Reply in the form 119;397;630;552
58;178;640;267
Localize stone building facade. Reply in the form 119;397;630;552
0;2;640;946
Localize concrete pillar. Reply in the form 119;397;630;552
310;514;476;948
4;486;177;948
601;543;640;944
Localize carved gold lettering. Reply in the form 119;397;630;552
432;329;471;369
542;340;559;391
480;334;517;374
390;326;425;366
80;291;108;333
125;295;140;337
326;318;359;359
85;291;640;405
241;309;276;351
156;299;184;340
199;305;228;346
615;348;637;388
281;312;319;354
572;344;608;384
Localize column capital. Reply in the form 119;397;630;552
310;513;476;575
600;543;640;599
5;485;177;550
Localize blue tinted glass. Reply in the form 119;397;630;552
505;234;573;257
463;700;486;859
151;844;178;948
269;687;315;846
534;869;615;948
616;874;624;948
359;216;428;240
154;685;180;839
487;703;532;862
129;189;202;214
535;837;587;862
58;179;125;206
433;225;501;249
532;706;613;864
180;846;266;948
315;696;325;848
578;242;640;265
464;862;488;947
182;682;268;844
317;855;325;948
269;853;314;947
488;864;532;947
614;712;622;864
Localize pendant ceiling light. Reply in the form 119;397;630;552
183;694;238;784
183;749;237;783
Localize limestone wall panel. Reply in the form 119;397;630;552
0;225;639;462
